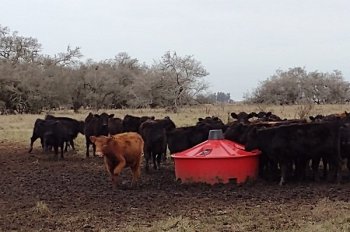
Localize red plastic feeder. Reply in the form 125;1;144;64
171;130;261;185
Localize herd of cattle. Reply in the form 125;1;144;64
28;111;350;186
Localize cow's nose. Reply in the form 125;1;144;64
95;151;104;157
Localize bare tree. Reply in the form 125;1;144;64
38;46;82;67
0;25;41;65
158;51;209;111
245;67;350;105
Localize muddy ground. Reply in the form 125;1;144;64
1;143;350;232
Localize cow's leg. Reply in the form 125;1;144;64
60;143;64;160
28;136;38;153
322;156;328;180
113;157;126;176
152;153;158;170
145;155;150;171
110;158;126;187
104;158;117;187
162;146;167;162
131;165;141;188
311;156;321;182
85;138;90;157
43;138;49;153
279;161;288;186
258;153;267;179
328;160;335;182
64;142;69;152
336;157;343;184
295;157;307;181
54;145;59;161
156;153;162;170
327;156;339;183
92;144;96;157
111;175;118;188
70;140;75;151
144;149;150;172
269;159;279;182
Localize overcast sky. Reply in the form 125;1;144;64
2;0;350;100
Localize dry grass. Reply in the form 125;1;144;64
31;201;51;216
124;216;201;232
289;198;350;232
120;198;350;232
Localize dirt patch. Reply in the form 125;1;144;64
1;145;350;232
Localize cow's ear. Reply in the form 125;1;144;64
231;113;238;119
107;136;115;145
266;112;272;117
309;116;315;121
198;118;204;121
248;113;256;118
90;136;97;143
94;114;100;118
150;116;155;120
109;114;114;118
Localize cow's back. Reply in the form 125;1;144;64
140;120;165;145
108;117;123;135
112;132;144;165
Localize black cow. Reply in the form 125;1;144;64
309;112;350;122
197;116;227;131
167;118;225;154
139;117;176;171
108;117;123;135
29;118;46;153
84;112;114;157
308;112;350;178
254;111;283;122
245;122;342;185
230;112;256;123
340;123;350;173
29;119;72;159
122;114;155;132
224;122;279;180
44;114;85;151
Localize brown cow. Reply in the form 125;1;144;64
90;132;144;187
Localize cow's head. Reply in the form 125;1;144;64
95;113;114;127
244;127;260;151
89;135;113;157
231;112;256;123
162;116;176;131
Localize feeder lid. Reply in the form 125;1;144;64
171;139;260;159
208;129;224;140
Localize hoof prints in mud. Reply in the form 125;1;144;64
1;147;350;231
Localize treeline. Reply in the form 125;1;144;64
2;25;348;114
0;25;211;114
244;67;350;105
